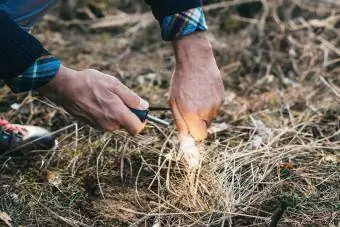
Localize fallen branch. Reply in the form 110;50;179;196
204;0;262;11
90;12;153;30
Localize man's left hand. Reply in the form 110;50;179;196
169;32;224;141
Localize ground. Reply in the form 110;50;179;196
0;0;339;226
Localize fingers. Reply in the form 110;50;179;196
184;107;211;141
183;115;208;141
117;98;146;135
52;68;148;135
94;73;147;134
112;79;149;110
109;76;149;134
169;99;189;139
170;99;212;141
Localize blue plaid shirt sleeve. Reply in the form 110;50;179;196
160;7;208;41
5;51;61;93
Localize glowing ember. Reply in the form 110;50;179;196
179;135;201;168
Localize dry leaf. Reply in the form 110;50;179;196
0;212;12;227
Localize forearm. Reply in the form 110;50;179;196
0;10;60;93
172;32;213;66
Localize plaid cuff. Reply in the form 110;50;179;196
161;7;208;41
5;52;61;93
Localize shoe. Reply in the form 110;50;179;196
0;118;57;155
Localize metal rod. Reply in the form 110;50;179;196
147;114;170;126
149;107;171;111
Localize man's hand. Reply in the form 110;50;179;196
39;66;149;135
170;32;224;141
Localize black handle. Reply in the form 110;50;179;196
129;108;149;122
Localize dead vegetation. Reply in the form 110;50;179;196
0;0;339;226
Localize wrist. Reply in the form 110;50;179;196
39;65;76;101
172;32;214;67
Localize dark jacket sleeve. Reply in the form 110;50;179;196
0;10;45;81
145;0;203;21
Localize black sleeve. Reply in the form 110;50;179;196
0;10;45;81
144;0;203;21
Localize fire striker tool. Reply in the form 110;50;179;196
148;107;171;111
129;108;170;126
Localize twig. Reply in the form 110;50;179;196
96;138;111;199
319;76;340;98
204;0;262;11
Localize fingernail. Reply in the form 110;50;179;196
138;98;149;110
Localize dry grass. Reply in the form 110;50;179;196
1;0;339;226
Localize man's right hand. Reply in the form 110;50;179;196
39;65;149;135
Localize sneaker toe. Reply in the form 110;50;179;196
20;125;57;150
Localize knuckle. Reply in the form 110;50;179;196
111;76;120;84
111;77;122;90
85;68;98;74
